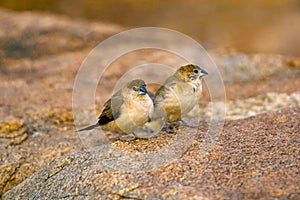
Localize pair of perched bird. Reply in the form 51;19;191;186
79;64;208;141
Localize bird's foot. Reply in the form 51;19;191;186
162;120;198;133
162;122;176;133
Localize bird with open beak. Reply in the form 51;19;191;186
79;79;153;141
152;64;208;132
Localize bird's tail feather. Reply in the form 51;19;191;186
78;123;99;132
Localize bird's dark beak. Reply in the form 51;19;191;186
200;69;208;77
138;85;147;95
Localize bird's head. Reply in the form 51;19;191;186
176;64;208;83
123;79;148;99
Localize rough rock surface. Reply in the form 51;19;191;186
0;9;299;199
3;108;300;199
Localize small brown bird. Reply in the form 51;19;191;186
152;64;208;132
79;79;153;141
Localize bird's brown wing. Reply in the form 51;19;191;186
154;79;176;106
98;91;124;125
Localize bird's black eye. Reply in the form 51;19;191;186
133;86;138;91
194;69;199;74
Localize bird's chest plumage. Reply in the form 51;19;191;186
127;95;153;124
173;81;201;113
115;95;153;133
157;80;202;123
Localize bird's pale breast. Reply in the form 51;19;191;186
158;80;202;122
111;94;153;134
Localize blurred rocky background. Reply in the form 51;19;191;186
0;1;299;199
1;0;300;56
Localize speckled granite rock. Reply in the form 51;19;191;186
0;9;299;199
196;92;300;121
0;9;123;196
3;108;300;199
